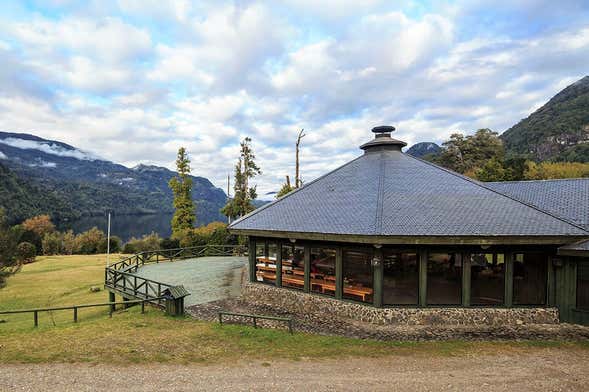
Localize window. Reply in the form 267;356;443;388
254;240;275;285
427;253;462;305
576;260;589;311
513;253;547;305
383;251;418;305
310;248;336;296
281;244;305;290
470;253;504;306
343;248;373;303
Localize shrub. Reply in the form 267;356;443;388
160;237;180;250
73;227;105;254
98;236;122;254
16;242;36;264
123;232;161;254
21;215;55;237
61;230;76;255
176;222;235;248
42;231;63;255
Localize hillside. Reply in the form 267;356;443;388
405;142;441;158
501;76;589;162
0;132;227;225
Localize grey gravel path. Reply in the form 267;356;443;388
1;349;588;391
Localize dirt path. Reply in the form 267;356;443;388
1;349;588;391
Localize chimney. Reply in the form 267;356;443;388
360;125;407;153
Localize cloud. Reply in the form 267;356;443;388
0;151;7;159
0;137;99;161
0;1;588;198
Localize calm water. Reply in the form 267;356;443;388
135;256;246;306
56;213;174;242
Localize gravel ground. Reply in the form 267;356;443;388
1;349;588;391
187;298;589;341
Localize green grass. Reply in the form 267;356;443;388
0;255;587;364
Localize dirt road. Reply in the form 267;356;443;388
1;349;588;391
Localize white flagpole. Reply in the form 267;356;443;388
106;212;111;268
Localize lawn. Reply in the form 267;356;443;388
0;255;587;364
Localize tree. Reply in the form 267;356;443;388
432;129;504;174
21;215;55;237
276;129;306;198
524;161;589;180
16;242;36;264
474;158;508;181
169;147;196;237
222;137;262;219
0;209;23;287
276;175;294;199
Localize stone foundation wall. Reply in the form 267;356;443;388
242;282;559;326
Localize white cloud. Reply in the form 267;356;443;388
0;137;99;161
0;151;7;159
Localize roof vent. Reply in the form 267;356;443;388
360;125;407;152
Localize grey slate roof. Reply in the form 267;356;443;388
229;148;589;238
486;179;589;230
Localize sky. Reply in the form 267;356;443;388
0;1;588;199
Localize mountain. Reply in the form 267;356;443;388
501;76;589;162
0;132;227;225
405;142;442;158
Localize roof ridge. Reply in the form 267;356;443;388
374;151;386;235
228;154;367;228
486;177;589;184
403;153;589;234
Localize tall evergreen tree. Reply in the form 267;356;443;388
0;209;23;287
222;137;261;219
169;147;195;237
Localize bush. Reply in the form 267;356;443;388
123;232;161;254
160;237;180;250
61;230;76;255
175;222;235;248
42;231;63;255
19;229;42;255
16;242;36;264
98;236;122;254
21;215;55;237
73;227;105;254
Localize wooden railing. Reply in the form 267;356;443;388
0;298;160;327
104;244;247;306
218;311;293;333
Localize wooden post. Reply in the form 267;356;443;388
335;247;343;299
373;247;384;307
504;252;514;307
248;237;256;283
109;291;116;313
418;249;428;307
141;301;145;314
73;307;78;323
547;257;555;307
304;245;311;293
33;310;38;327
276;242;282;288
461;253;471;307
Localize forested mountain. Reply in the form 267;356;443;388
405;142;441;158
501;76;589;162
0;132;227;224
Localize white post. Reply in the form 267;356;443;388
106;212;111;267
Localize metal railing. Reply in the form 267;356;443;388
104;244;247;306
218;311;293;333
0;298;161;327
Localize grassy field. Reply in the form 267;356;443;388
0;255;587;364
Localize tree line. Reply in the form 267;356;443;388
427;128;589;181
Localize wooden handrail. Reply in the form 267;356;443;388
218;311;293;333
0;297;163;327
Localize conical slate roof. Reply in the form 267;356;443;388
229;127;589;243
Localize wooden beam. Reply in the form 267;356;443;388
276;242;282;288
248;237;256;283
335;247;343;299
229;229;585;246
419;249;428;307
304;245;311;293
373;247;384;307
461;252;471;307
504;252;514;307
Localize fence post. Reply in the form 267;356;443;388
288;319;293;334
73;307;78;323
219;313;223;325
33;311;38;327
253;316;257;329
141;301;145;314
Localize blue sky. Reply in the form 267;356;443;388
0;0;588;198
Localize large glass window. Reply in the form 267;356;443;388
513;253;547;305
383;251;418;305
576;260;589;311
255;240;276;285
281;244;305;290
470;253;505;306
310;248;336;296
343;248;373;303
427;253;462;305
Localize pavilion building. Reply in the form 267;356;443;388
229;126;589;325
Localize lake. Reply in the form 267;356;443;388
56;213;175;242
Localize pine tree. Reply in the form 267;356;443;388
169;147;196;237
222;137;261;219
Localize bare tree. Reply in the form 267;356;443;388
295;128;306;188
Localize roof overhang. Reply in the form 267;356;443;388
557;239;589;257
230;228;588;246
